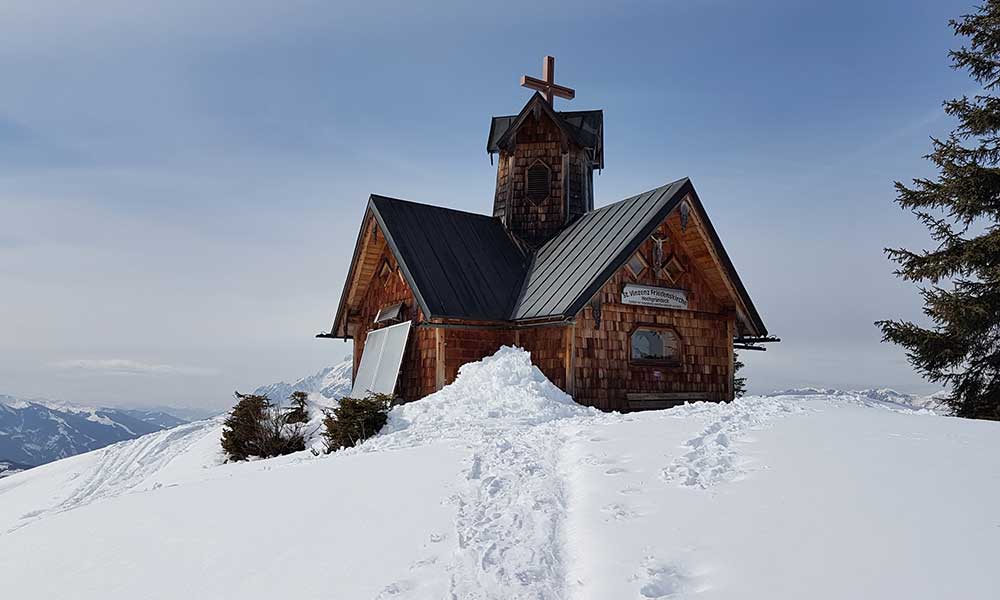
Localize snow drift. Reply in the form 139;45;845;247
368;346;595;451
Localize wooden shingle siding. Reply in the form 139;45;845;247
518;326;569;390
571;217;734;412
352;247;436;401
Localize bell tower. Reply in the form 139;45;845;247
487;56;603;248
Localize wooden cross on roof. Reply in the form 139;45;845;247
521;55;575;105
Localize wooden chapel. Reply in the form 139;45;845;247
320;57;776;411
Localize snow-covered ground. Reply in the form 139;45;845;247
0;348;997;599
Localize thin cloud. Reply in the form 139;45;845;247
53;359;217;377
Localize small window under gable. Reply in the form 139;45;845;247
526;160;551;202
630;327;681;365
374;302;406;324
626;251;647;279
378;259;393;280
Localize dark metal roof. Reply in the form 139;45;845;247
512;179;688;320
369;195;528;321
486;115;517;155
341;180;767;337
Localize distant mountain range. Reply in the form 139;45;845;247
252;356;353;404
0;358;354;473
765;387;950;413
0;395;190;468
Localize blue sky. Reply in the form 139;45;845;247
0;0;976;409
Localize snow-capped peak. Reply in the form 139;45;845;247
252;356;352;404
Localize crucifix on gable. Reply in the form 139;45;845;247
650;233;685;284
521;55;576;105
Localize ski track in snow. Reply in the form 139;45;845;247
5;418;221;534
661;397;802;489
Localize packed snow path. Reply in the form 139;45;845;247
363;348;593;599
1;348;998;600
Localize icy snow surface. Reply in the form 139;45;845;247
1;347;998;600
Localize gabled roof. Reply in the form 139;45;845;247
328;180;767;338
514;178;767;336
486;93;604;168
368;195;528;321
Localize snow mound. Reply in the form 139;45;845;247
372;346;594;449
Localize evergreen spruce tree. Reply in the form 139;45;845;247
323;393;392;452
221;392;271;461
877;3;1000;420
286;391;310;424
733;353;747;399
221;392;306;461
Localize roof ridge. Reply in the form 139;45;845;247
369;194;495;220
590;177;689;214
490;108;603;119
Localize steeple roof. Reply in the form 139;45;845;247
486;92;604;168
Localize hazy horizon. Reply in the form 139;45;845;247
1;0;973;410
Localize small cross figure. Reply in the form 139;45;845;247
521;56;575;105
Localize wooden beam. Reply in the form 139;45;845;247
564;322;576;396
727;319;735;401
682;196;756;334
520;56;575;104
627;399;687;410
626;392;715;401
434;328;446;391
520;76;576;100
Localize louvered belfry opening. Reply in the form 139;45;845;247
526;161;551;202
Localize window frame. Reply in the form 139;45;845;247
659;253;684;284
626;251;648;280
374;301;406;325
525;159;552;203
628;324;683;367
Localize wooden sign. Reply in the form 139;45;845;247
621;284;688;310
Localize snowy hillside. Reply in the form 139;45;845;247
0;459;31;479
0;394;188;467
0;359;351;471
1;348;997;599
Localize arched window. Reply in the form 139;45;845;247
630;327;681;365
526;161;551;202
